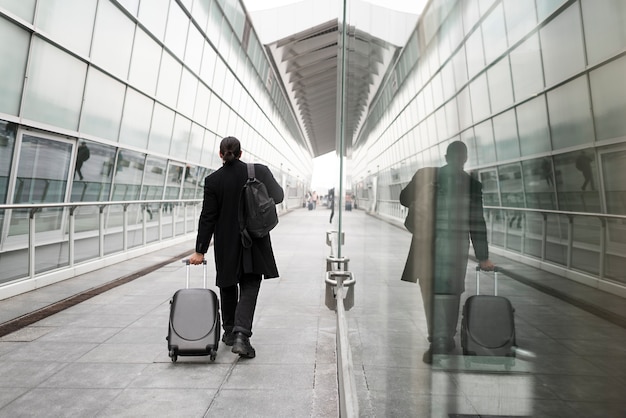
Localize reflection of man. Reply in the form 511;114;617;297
75;141;90;180
400;141;494;364
328;187;335;224
575;151;595;191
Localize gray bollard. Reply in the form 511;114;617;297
325;271;356;311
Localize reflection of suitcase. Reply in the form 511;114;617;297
308;202;313;210
167;260;220;362
461;266;516;359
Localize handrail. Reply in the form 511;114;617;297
0;198;202;210
483;205;626;221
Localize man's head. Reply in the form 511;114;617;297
219;136;242;164
445;141;468;169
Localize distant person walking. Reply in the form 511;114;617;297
75;141;90;180
575;151;595;191
190;136;284;359
400;141;494;363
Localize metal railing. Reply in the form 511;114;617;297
0;199;202;282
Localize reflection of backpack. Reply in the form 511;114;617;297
239;163;278;248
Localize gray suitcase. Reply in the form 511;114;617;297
167;260;220;362
461;266;516;360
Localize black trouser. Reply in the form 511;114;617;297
219;273;262;338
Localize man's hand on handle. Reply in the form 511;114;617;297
189;252;205;265
479;259;495;271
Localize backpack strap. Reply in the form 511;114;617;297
247;163;255;180
239;163;255;248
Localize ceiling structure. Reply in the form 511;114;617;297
267;20;396;157
247;1;421;158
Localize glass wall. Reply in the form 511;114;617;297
0;0;314;284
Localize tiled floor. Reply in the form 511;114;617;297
1;208;625;417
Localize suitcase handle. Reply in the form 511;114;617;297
475;265;499;296
183;259;207;289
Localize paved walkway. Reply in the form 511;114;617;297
1;208;626;417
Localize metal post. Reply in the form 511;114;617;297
158;204;163;241
566;215;574;269
541;213;547;261
599;218;606;279
28;208;38;279
142;205;147;246
99;205;105;257
69;206;76;266
123;204;129;252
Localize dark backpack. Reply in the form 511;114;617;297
238;163;278;248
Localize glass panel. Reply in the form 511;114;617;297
117;0;139;16
522;157;557;209
35;0;97;56
138;0;169;41
540;4;585;87
536;0;568;21
589;56;626;142
182;164;199;199
80;68;125;140
119;88;153;149
487;57;514;114
164;1;189;59
142;156;167;220
0;0;36;22
194;84;211;126
22;37;87;130
553;149;601;212
156;51;182;109
111;149;145;201
128;28;162;96
510;34;544;102
581;0;626;65
170;113;191;161
164;162;184;199
0;121;17;204
479;169;500;206
469;73;490;123
502;0;536;46
70;140;115;202
187;123;205;164
148;103;174;155
481;3;507;65
465;28;484;79
493;109;519;161
91;0;134;79
547;76;594;150
177;68;198;117
601;149;626;215
474;119;496;165
0;17;29;115
499;163;524;209
184;25;204;74
517;95;551;156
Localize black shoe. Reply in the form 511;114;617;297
231;332;256;358
422;348;433;364
221;331;235;346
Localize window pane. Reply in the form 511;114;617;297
184;25;204;74
80;68;125;140
553;149;601;212
479;169;500;206
547;76;594;150
119;89;153;149
165;162;184;199
493;109;519;161
0;17;29;115
601;149;626;215
517;95;551;156
142;156;167;200
540;4;585;87
164;2;189;59
465;27;484;78
503;0;536;46
14;135;71;204
91;0;134;79
469;73;490;122
194;84;211;126
187;123;204;164
0;121;17;204
117;0;139;16
138;0;169;41
128;28;162;96
487;57;514;113
156;51;182;109
22;38;87;130
589;56;626;141
148;103;174;154
170;113;191;160
0;0;36;22
522;157;556;209
177;68;197;117
457;86;472;130
482;3;507;65
474;119;496;165
111;149;145;201
498;163;524;209
536;0;568;21
510;34;544;101
581;0;626;65
35;0;96;56
70;140;115;202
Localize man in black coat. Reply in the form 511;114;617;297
190;136;284;358
400;141;494;363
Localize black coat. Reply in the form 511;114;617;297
195;160;284;287
400;164;489;294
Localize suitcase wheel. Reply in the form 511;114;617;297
210;349;217;362
169;349;177;363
